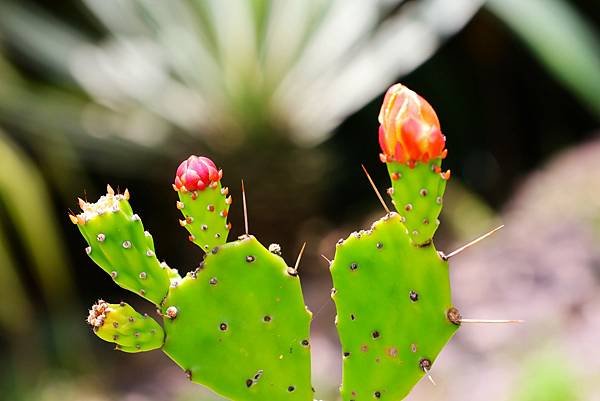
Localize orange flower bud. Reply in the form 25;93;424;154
378;84;446;165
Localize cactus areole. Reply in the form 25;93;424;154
72;83;513;401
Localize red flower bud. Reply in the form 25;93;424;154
378;84;447;165
174;156;222;191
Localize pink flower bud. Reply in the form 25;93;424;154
174;156;222;191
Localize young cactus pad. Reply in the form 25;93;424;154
87;300;164;352
73;157;313;401
73;187;170;305
330;84;458;400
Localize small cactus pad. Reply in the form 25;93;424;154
174;156;231;252
161;236;313;401
87;300;164;352
330;213;458;401
386;160;448;245
74;188;170;305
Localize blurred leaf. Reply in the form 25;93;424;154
487;0;600;118
0;131;74;304
0;219;33;333
0;1;89;82
0;0;484;148
511;348;583;401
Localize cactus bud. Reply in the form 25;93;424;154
174;155;230;252
378;84;446;166
174;156;222;191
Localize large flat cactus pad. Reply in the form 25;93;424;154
161;236;313;401
331;213;457;401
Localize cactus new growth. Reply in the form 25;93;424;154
87;300;164;352
72;83;517;401
72;157;312;401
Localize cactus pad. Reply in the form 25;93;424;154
330;213;457;401
87;300;164;352
176;183;231;252
386;160;448;245
75;189;170;305
161;236;313;401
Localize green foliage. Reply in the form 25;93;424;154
487;0;600;117
0;132;73;310
511;350;582;401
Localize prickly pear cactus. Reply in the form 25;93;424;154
71;156;313;401
330;84;458;400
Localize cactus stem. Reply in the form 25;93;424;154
443;225;504;260
241;179;249;235
361;164;391;214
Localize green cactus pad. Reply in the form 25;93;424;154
386;160;448;245
87;300;164;353
161;236;313;401
176;183;231;253
75;190;170;305
330;212;457;401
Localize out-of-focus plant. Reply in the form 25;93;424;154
0;0;485;151
1;0;597;155
511;349;583;401
487;0;600;118
0;131;73;310
0;131;80;398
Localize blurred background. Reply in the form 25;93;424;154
0;0;599;400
